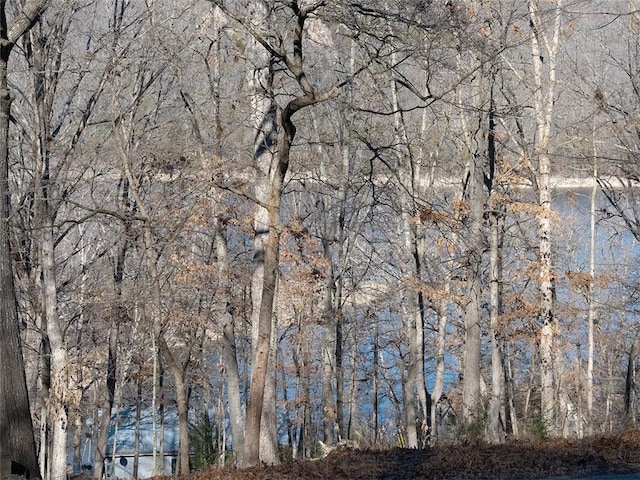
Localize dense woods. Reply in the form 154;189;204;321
2;0;640;478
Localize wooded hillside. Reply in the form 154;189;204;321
1;1;640;478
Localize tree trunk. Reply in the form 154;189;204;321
332;87;352;442
245;1;279;464
454;41;487;432
317;117;349;443
29;19;68;477
372;322;379;446
229;1;342;465
245;200;280;466
335;312;345;439
538;169;556;432
214;218;245;464
625;329;640;425
0;87;40;478
528;0;563;434
133;381;142;478
504;343;519;438
94;191;127;479
296;335;311;459
488;207;506;443
587;147;597;434
245;185;284;465
457;83;485;433
487;85;506;444
41;218;68;480
321;308;336;445
0;2;48;476
431;299;448;443
389;48;430;447
461;153;484;430
157;338;190;475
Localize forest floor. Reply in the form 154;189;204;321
182;429;640;480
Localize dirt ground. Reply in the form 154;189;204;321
182;429;640;480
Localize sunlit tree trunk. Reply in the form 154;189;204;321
26;24;68;480
29;27;71;478
246;1;279;462
40;214;68;480
528;0;563;433
390;78;418;448
504;343;519;438
333;116;351;440
371;321;380;446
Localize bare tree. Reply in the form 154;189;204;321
0;1;49;477
211;0;367;465
528;0;563;432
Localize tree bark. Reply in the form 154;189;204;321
245;198;280;466
0;81;40;477
214;218;245;465
487;206;506;443
528;0;563;433
587;142;597;434
94;179;128;479
388;45;431;447
461;152;484;430
244;0;279;464
238;1;341;466
487;84;506;444
157;338;190;475
625;329;640;425
40;214;68;480
430;299;448;443
456;75;485;433
0;1;49;476
30;29;67;478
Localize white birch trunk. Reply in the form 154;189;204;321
528;0;563;433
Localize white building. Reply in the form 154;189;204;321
104;406;179;479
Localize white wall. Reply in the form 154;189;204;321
104;455;176;479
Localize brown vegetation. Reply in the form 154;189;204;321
179;430;640;480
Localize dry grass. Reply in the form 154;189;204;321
174;429;640;480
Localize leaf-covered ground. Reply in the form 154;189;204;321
183;429;640;480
